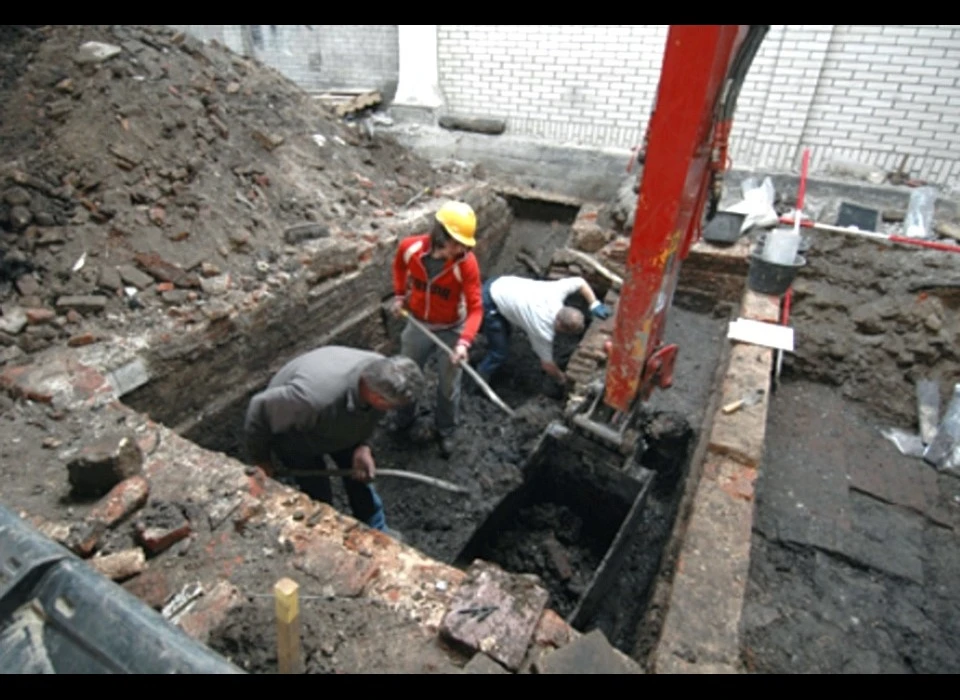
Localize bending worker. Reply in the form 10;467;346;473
244;345;424;540
390;200;484;458
476;274;611;385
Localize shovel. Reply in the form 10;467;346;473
396;308;517;418
277;466;470;495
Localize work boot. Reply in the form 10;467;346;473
438;434;455;459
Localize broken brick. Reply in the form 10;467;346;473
66;520;107;558
16;275;40;297
87;475;150;528
122;569;172;610
232;493;265;532
89;548;146;581
176;581;244;644
67;431;144;498
25;308;55;325
68;332;97;347
136;521;192;555
533;609;572;649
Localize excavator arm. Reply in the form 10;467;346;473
571;25;768;452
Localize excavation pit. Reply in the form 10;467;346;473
453;421;657;628
101;191;729;665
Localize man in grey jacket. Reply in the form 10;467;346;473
244;346;424;537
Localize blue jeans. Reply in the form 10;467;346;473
476;277;512;380
271;438;386;531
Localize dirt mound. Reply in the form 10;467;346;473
0;25;467;363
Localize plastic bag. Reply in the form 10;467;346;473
880;427;926;458
904;186;937;239
725;177;780;233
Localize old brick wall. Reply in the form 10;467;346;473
170;25;399;97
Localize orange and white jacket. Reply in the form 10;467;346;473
392;234;483;348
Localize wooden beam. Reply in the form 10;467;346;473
275;577;302;674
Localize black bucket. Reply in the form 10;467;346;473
702;211;747;245
747;253;806;296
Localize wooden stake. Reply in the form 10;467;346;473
275;577;302;674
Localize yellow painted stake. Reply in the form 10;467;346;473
275;577;302;674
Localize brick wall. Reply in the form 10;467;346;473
436;25;960;191
437;25;668;150
171;25;399;97
173;25;960;192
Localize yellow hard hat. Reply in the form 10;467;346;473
435;201;477;248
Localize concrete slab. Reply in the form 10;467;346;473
533;629;644;674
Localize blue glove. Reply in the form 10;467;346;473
590;302;611;320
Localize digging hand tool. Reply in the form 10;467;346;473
722;387;765;414
395;307;517;419
277;466;470;495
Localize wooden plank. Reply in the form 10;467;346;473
440;560;550;671
275;577;302;674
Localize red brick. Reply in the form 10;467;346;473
533;609;572;649
136;522;191;555
87;475;150;527
176;581;243;643
122;569;172;610
67;521;106;558
68;332;97;347
25;308;55;325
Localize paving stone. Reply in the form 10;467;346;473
461;653;511;674
440;560;549;672
533;629;643;674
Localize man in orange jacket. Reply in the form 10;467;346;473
390;200;483;458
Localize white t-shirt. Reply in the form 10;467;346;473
490;276;585;363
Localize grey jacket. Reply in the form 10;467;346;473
244;346;386;464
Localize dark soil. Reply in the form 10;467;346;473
0;25;463;365
741;215;960;673
744;378;960;674
209;595;465;674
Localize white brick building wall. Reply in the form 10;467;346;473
436;25;960;191
174;25;960;191
171;25;399;97
437;25;667;149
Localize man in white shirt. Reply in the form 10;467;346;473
475;275;611;385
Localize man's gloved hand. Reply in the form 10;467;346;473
450;341;469;366
351;445;376;483
590;301;612;320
